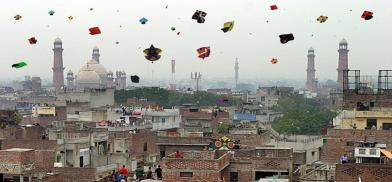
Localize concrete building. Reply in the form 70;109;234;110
57;88;114;114
142;108;181;131
52;38;65;90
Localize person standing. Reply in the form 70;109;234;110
155;165;162;180
120;165;128;182
135;166;144;181
146;167;153;179
340;154;348;164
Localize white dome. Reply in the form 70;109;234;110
76;67;101;88
308;47;314;51
54;37;62;43
78;59;108;81
339;38;348;45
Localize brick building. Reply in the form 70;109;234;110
335;163;392;182
162;150;231;182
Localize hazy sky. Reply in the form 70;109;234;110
1;0;392;82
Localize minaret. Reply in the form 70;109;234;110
337;38;349;90
121;71;127;89
66;70;75;88
306;47;316;92
107;71;114;88
235;58;239;89
52;38;65;90
170;59;176;90
92;46;100;63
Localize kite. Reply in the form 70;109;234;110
48;10;55;16
89;27;101;35
279;33;294;44
139;17;148;24
12;62;27;68
28;37;37;44
270;5;278;10
90;8;94;11
143;45;162;63
221;21;234;33
192;10;207;23
115;41;119;44
130;75;140;83
197;47;210;59
217;98;229;105
177;32;180;35
271;58;278;64
68;16;73;20
14;15;22;20
317;15;328;23
171;27;176;31
361;11;373;20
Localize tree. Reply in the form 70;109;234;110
271;94;337;135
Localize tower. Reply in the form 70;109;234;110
170;59;176;90
52;38;65;90
107;71;114;88
337;38;349;90
92;46;100;63
66;70;75;88
191;72;202;91
235;58;239;89
306;47;316;92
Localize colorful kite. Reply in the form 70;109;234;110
14;15;22;20
171;27;176;31
28;37;37;44
89;27;101;35
12;62;27;68
221;21;234;33
361;11;373;20
143;45;162;63
68;16;73;20
270;5;278;10
271;58;278;64
217;98;229;105
317;15;328;23
279;33;294;44
48;10;55;16
192;10;207;23
197;47;211;59
139;17;148;24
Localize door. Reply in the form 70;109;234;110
366;119;377;129
230;172;238;182
79;156;84;167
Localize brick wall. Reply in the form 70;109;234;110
217;133;270;149
1;139;57;150
128;130;157;155
53;167;96;182
343;90;392;110
335;163;392;182
321;129;392;163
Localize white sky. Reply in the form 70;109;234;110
1;0;392;81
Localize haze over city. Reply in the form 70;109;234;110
2;0;392;83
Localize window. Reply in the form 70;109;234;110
346;141;354;146
161;118;166;124
311;151;316;156
359;149;366;155
230;172;239;182
370;149;377;155
143;142;148;152
180;172;193;178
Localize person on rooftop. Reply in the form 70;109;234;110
340;154;348;164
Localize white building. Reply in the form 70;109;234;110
142;109;181;131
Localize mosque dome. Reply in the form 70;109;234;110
78;59;107;82
308;47;314;51
339;38;348;45
54;37;62;43
76;66;101;88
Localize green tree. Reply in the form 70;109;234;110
271;94;337;135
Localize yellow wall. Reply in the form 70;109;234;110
340;110;392;129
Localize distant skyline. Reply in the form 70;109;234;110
1;0;391;81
